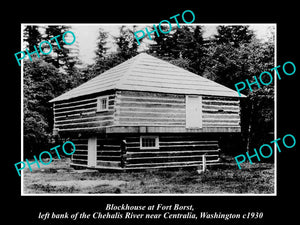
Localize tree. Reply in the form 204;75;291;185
43;25;78;69
115;25;139;60
203;30;275;152
214;25;254;47
94;28;108;60
148;25;207;74
23;25;42;51
23;58;66;156
88;27;125;81
177;25;207;74
147;25;180;59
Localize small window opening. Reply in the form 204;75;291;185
97;96;109;112
140;136;159;150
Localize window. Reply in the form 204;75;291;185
96;96;108;112
140;136;159;149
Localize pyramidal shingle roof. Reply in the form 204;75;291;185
50;53;243;102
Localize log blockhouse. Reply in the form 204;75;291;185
50;53;245;170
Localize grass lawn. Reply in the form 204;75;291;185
22;155;274;194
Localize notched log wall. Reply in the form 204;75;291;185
202;96;240;128
70;134;221;170
53;90;240;133
53;93;115;132
115;90;185;127
71;138;88;166
114;90;240;131
123;135;220;170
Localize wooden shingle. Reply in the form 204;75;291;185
50;53;245;103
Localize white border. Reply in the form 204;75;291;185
21;24;24;195
20;23;277;196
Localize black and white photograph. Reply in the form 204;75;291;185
5;4;298;225
21;23;276;195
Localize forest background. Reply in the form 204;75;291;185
23;24;275;158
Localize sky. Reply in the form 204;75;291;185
71;24;275;65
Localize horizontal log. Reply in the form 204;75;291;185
202;100;239;106
124;162;222;170
54;98;114;111
119;117;185;123
55;97;98;108
96;137;122;142
203;119;240;122
126;150;220;158
98;151;121;157
54;107;97;117
56;115;114;125
203;96;238;101
58;126;110;132
72;154;88;159
55;101;97;113
72;150;88;154
71;143;88;148
55;92;115;106
72;158;88;162
56;109;114;121
160;145;218;151
203;123;240;127
118;90;184;99
56;120;114;130
125;159;220;168
97;146;121;150
119;102;185;109
159;139;218;144
126;145;219;151
203;114;240;119
97;148;121;152
97;143;121;148
97;156;121;161
203;110;239;114
54;106;114;117
118;123;185;127
117;112;185;118
202;104;239;110
71;138;89;141
124;142;219;148
203;119;240;124
161;142;218;146
118;107;185;113
97;160;121;167
202;108;239;113
106;126;241;133
73;150;88;155
56;120;114;129
118;97;185;104
159;136;217;141
125;141;219;147
126;154;219;162
100;144;120;148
